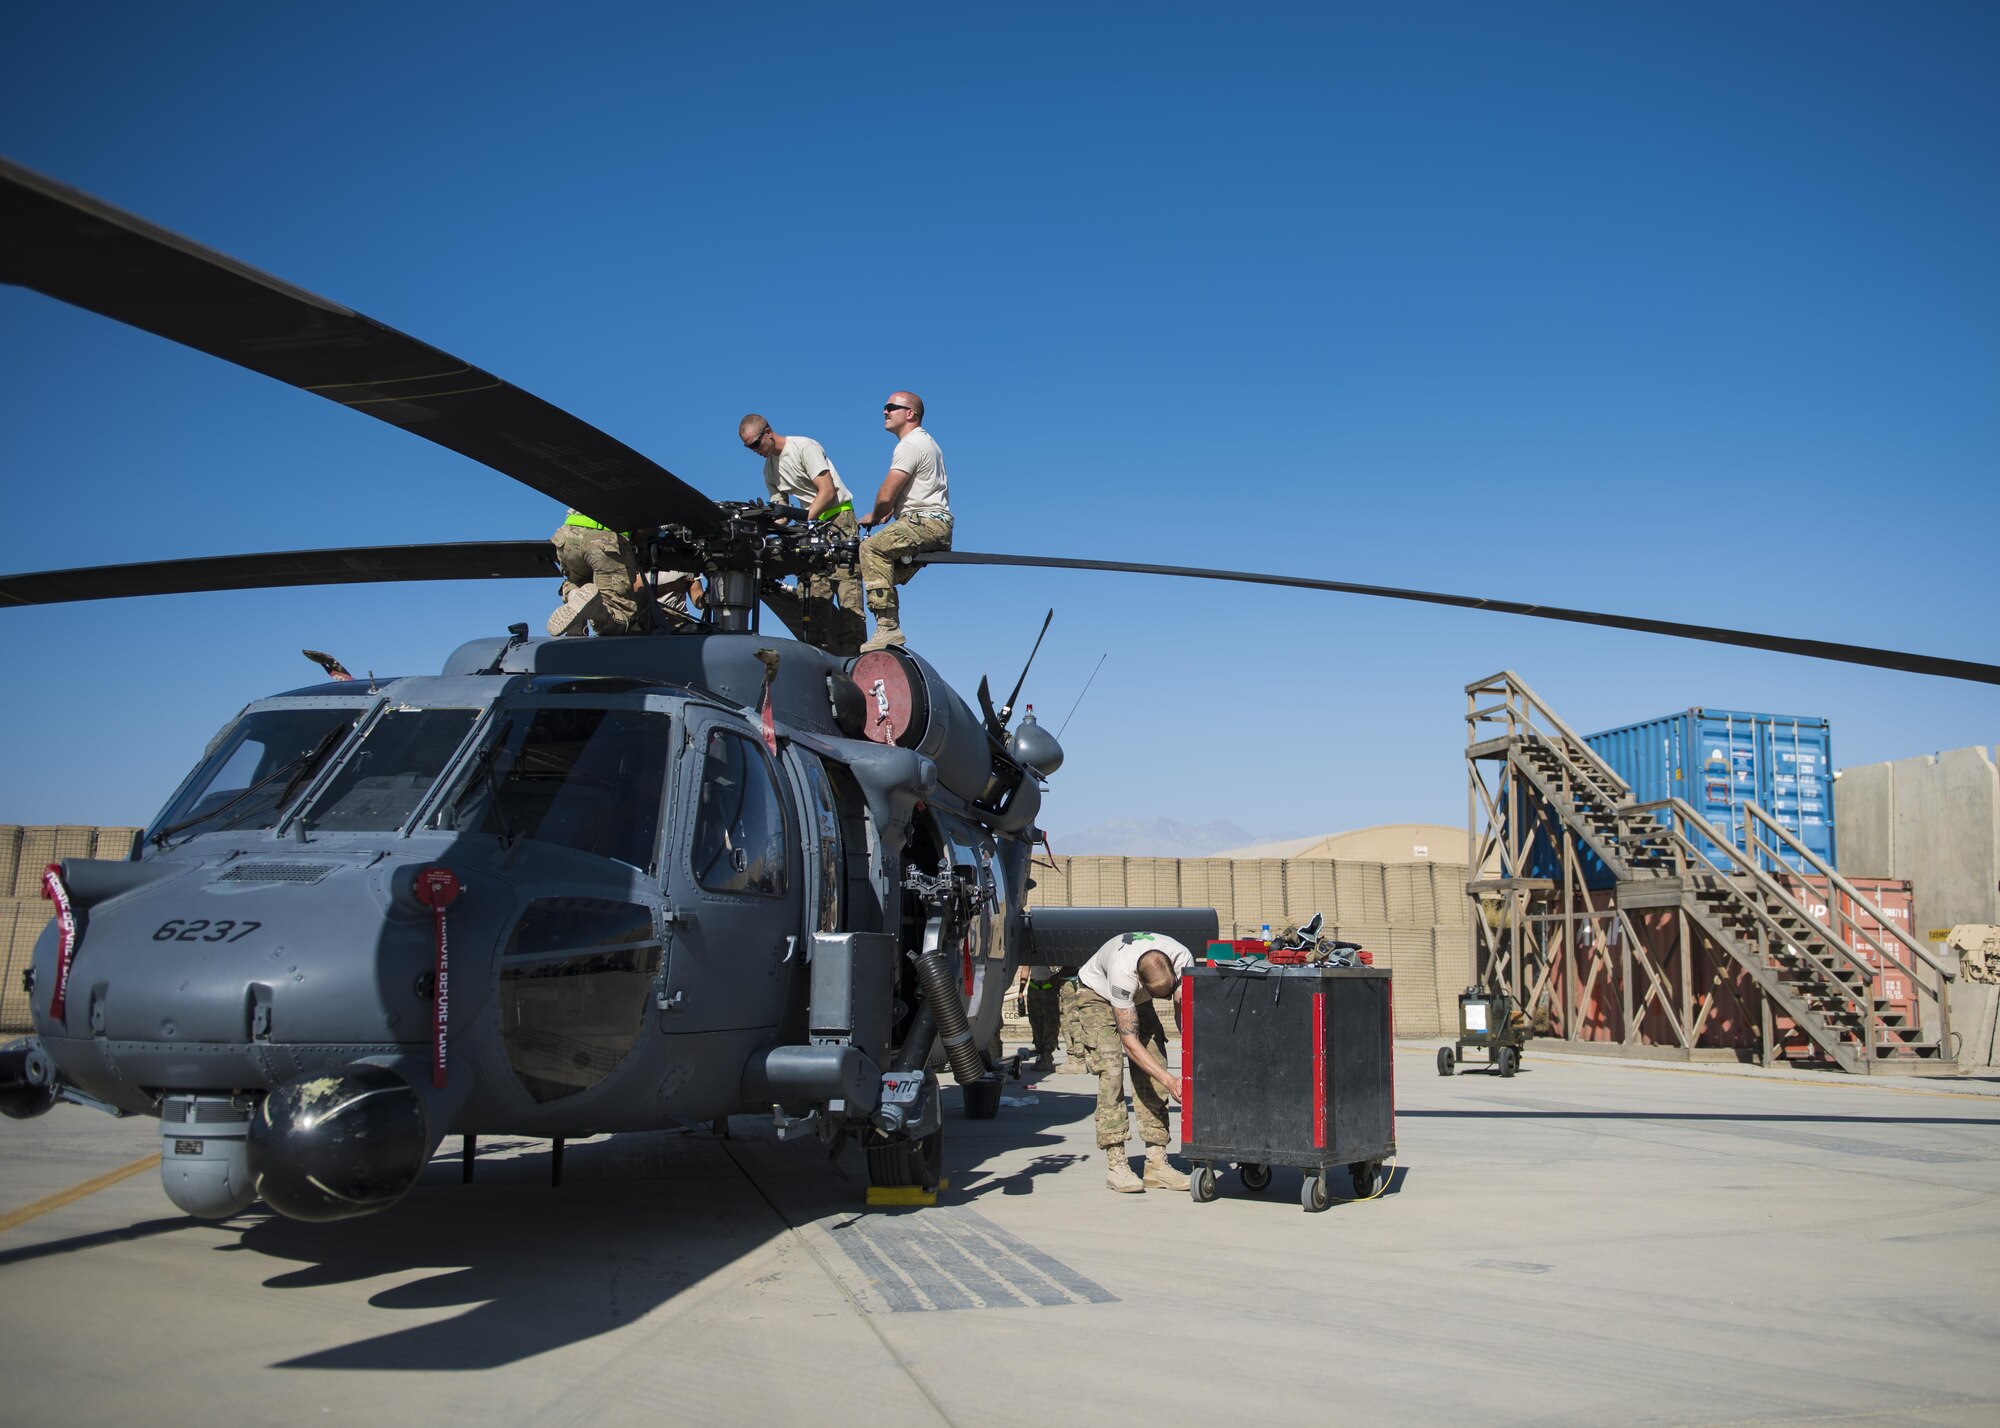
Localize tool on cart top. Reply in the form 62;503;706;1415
1207;912;1374;969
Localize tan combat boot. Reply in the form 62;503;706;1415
1105;1148;1144;1193
547;582;604;637
1142;1146;1189;1191
860;612;904;653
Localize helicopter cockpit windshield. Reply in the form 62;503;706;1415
298;707;481;833
434;706;672;872
147;704;366;845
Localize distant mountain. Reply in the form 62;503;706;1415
1052;817;1279;857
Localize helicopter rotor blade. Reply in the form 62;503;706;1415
0;157;725;536
0;542;557;606
917;551;2000;687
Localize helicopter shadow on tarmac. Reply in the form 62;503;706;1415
211;1085;1100;1371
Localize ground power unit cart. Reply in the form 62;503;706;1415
1178;962;1395;1213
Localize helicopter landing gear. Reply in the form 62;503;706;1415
865;1125;943;1190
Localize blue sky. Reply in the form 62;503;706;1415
1;3;1994;849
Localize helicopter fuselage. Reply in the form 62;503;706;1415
17;628;1037;1217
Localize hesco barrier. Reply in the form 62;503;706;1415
1026;854;1473;1038
0;825;143;1033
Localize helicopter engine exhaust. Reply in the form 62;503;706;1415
245;1063;432;1222
910;945;987;1088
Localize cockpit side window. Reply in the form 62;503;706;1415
691;729;790;896
444;707;671;872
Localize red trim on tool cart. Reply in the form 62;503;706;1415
1311;990;1326;1148
1388;979;1396;1132
1180;973;1193;1143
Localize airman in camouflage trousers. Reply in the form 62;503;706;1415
1024;973;1063;1072
1058;977;1084;1060
1074;992;1172;1152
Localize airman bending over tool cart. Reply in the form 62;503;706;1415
1075;932;1194;1193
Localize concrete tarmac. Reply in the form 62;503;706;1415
1;1046;1997;1426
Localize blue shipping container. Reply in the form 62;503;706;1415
1586;708;1835;881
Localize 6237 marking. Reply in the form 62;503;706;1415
153;919;262;943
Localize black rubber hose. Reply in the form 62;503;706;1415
910;949;987;1086
893;999;938;1073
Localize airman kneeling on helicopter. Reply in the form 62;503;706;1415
547;509;646;637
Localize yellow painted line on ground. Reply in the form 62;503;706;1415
0;1153;161;1235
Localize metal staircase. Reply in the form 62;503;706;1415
1467;672;1954;1072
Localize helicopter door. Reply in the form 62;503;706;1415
665;716;803;1032
784;747;845;935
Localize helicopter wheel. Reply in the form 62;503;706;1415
865;1125;945;1190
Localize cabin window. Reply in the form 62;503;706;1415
302;708;479;833
691;729;790;896
445;707;671;872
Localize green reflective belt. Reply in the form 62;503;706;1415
1029;979;1059;990
814;501;854;523
563;511;610;531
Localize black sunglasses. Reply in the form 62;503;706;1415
883;403;912;415
742;429;770;449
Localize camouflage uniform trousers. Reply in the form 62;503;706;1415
1058;978;1084;1058
805;508;867;655
553;524;644;634
1074;990;1171;1150
857;512;952;625
1025;978;1062;1058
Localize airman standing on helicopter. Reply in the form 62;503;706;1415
858;391;952;652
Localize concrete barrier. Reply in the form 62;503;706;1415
1837;745;1999;937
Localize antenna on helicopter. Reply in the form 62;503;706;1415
1057;652;1108;739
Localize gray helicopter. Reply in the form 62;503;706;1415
1;159;1995;1227
0;158;1224;1223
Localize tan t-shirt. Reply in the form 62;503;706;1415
763;435;853;509
1078;933;1194;1009
888;427;950;517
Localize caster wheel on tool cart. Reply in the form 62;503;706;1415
1350;1160;1385;1198
1437;1047;1455;1076
1498;1046;1518;1078
1190;1164;1220;1203
1239;1162;1272;1193
1301;1171;1332;1214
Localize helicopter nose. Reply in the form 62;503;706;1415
246;1063;431;1221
